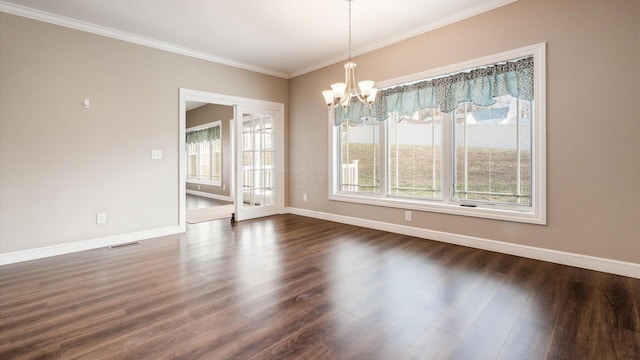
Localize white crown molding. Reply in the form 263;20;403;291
286;207;640;279
0;1;289;79
0;225;181;265
2;0;518;79
288;0;519;78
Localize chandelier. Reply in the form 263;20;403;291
322;0;377;110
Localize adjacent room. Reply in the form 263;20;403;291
1;0;639;359
184;102;235;224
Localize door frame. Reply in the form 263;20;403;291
179;88;285;231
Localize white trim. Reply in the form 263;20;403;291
288;0;519;78
286;207;640;279
0;226;181;266
179;91;187;232
186;189;233;203
328;193;545;224
186;179;222;187
1;0;518;79
179;88;285;231
4;209;637;279
180;89;284;110
0;1;288;79
329;43;547;225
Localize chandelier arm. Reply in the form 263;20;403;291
343;65;350;100
350;66;369;104
352;72;363;102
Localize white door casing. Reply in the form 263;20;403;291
179;88;284;229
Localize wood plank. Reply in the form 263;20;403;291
0;214;638;359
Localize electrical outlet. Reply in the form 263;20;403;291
96;212;107;224
303;194;308;201
404;211;412;222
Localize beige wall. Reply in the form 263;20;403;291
186;104;233;198
2;0;639;265
288;0;640;263
0;13;287;253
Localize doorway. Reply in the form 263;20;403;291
179;89;284;231
184;103;234;224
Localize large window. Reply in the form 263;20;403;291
186;121;222;185
330;44;545;224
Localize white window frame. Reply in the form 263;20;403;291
186;120;222;187
328;43;546;225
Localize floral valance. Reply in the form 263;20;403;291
334;56;534;125
186;126;220;144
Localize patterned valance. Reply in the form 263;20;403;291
186;126;220;144
334;57;534;125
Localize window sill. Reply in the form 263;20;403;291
329;193;545;225
187;179;222;187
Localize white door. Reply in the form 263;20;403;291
235;105;283;221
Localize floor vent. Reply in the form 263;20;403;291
108;241;141;250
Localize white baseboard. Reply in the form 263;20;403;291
186;190;233;203
286;207;640;279
4;209;638;279
0;225;182;266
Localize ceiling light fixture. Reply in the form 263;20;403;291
322;0;377;110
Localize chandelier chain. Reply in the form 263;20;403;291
348;0;352;62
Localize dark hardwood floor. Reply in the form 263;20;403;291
1;215;638;359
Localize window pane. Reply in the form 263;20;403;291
211;138;221;182
198;142;211;180
454;96;532;205
212;151;221;182
187;143;197;178
339;118;379;193
388;111;442;199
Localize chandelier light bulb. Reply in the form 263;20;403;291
322;90;335;105
358;80;374;96
331;83;347;99
367;88;378;104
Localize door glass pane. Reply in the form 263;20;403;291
263;116;273;133
264;151;273;167
264;188;274;206
242;112;276;209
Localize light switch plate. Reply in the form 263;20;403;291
96;212;107;224
151;149;162;160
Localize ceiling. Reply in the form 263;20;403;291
1;0;516;78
